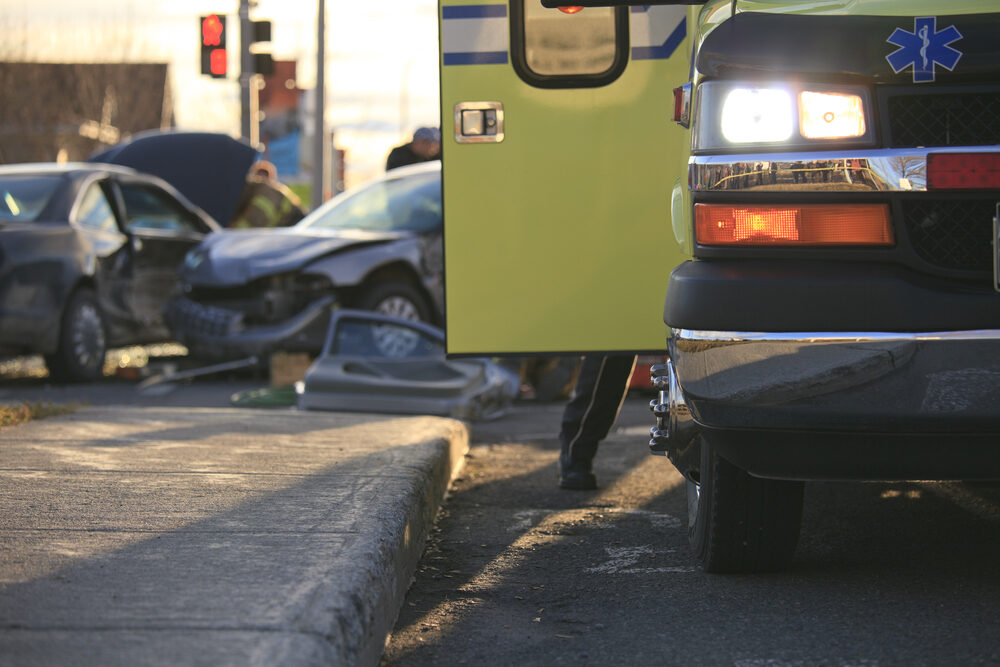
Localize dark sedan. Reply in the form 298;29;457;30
0;163;222;381
165;161;443;361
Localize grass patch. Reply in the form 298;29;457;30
0;401;80;428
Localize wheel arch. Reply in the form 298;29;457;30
349;261;441;325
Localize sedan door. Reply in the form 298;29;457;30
111;178;215;340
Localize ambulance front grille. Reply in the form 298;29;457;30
902;199;995;275
886;90;1000;148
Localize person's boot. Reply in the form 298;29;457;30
559;454;597;490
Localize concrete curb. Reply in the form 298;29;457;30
0;406;469;666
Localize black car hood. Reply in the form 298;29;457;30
181;228;407;286
89;130;258;226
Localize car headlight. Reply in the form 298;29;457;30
694;81;872;150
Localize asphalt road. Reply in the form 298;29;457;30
5;363;1000;666
383;398;1000;666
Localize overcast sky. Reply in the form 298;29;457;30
1;0;441;184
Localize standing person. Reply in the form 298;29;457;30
558;355;637;490
386;127;441;171
230;160;306;228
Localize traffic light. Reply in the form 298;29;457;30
200;14;228;78
250;20;274;76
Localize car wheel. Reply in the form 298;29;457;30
45;288;107;383
687;436;804;573
358;281;432;323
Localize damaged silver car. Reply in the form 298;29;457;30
166;161;443;361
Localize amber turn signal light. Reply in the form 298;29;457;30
695;204;893;246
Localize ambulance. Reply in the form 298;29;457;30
439;0;1000;571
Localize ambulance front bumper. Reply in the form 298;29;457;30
661;328;1000;481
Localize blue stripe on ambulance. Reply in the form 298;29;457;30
630;5;686;61
442;4;685;67
442;4;509;66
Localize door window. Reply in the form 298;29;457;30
512;1;627;88
118;183;202;233
75;182;118;233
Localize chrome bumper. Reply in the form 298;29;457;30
651;328;1000;481
671;328;1000;428
689;146;1000;193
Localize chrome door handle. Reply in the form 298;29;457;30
454;101;504;143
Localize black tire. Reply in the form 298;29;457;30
358;281;432;323
45;288;107;383
687;436;804;573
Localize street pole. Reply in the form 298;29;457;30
239;0;252;141
312;0;326;210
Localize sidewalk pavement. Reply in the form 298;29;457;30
0;405;469;666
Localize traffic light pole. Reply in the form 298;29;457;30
239;0;253;141
312;0;326;210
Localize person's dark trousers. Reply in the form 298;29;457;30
558;355;636;489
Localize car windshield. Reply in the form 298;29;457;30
298;169;441;234
0;175;63;222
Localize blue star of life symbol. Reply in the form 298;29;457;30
886;17;963;83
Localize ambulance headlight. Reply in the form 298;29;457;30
799;91;866;139
694;81;873;150
721;88;794;144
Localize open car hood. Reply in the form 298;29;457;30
89;130;258;226
181;228;405;286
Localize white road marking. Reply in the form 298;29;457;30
585;544;693;574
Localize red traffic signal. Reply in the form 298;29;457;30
200;15;227;78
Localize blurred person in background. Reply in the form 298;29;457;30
230;160;306;228
386;127;441;171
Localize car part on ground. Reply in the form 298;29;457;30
297;310;519;421
136;355;263;395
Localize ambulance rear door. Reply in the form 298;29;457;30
440;1;691;355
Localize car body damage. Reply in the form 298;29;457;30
166;161;444;361
0;163;225;380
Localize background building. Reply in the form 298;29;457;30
0;62;173;164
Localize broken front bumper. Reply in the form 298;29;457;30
660;328;1000;482
164;295;336;360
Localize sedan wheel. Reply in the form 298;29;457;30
46;289;107;383
687;436;804;573
375;295;421;321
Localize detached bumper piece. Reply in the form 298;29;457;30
297;309;519;421
164;295;336;360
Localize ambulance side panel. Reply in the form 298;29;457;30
440;1;692;355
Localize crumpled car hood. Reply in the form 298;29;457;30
181;228;407;286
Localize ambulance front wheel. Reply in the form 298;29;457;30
686;435;804;573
